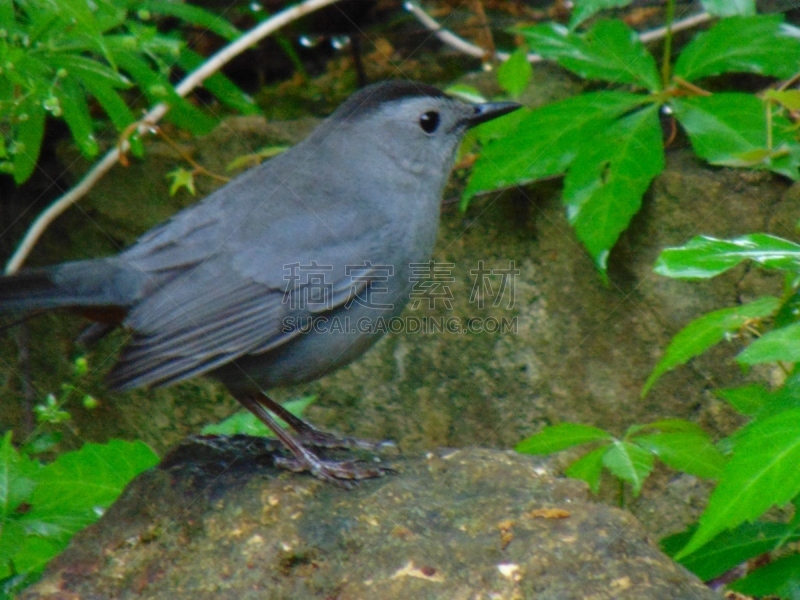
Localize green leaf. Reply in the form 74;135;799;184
563;104;664;272
445;84;486;104
569;0;632;30
497;46;532;99
677;407;800;558
602;440;654;496
463;91;645;204
663;521;795;581
166;167;196;196
765;89;800;112
29;439;158;516
565;446;607;494
201;396;316;437
716;384;770;416
731;553;800;596
738;322;800;365
626;418;708;436
655;234;800;279
13;96;46;184
45;54;130;88
673;93;800;180
56;77;98;157
700;0;755;16
0;433;39;521
517;19;661;91
674;15;800;82
633;432;726;479
515;423;613;455
177;49;258;115
140;0;241;41
642;296;779;395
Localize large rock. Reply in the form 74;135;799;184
21;444;718;599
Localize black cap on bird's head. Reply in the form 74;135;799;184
332;80;521;128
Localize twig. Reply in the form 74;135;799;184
404;2;712;63
5;0;342;275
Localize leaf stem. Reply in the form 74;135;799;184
661;0;676;89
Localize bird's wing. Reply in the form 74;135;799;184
107;219;397;391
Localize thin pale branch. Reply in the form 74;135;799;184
404;2;712;63
5;0;342;275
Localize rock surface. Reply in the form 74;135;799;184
21;443;718;600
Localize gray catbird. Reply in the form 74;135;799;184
0;81;520;483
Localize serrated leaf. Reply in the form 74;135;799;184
565;446;607;494
673;93;800;180
716;384;770;416
45;54;130;88
738;322;800;365
569;0;632;30
700;0;755;16
633;432;726;479
642;296;779;395
602;440;654;496
201;396;315;437
663;521;795;581
731;551;800;596
13;97;45;184
518;19;660;91
675;15;800;82
677;407;800;558
515;423;613;455
655;234;800;279
29;439;158;515
563;104;664;272
463;91;645;204
497;46;532;99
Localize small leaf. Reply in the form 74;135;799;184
569;0;632;30
677;407;800;558
633;432;726;479
497;46;532;99
654;234;800;279
226;146;288;173
764;89;800;111
518;19;661;91
463;91;645;204
444;84;486;104
738;322;800;365
563;104;664;272
166;167;196;196
602;440;654;496
515;423;613;455
663;521;795;581
673;93;800;180
565;446;607;494
700;0;755;16
675;15;799;81
642;296;779;395
56;77;98;157
140;0;241;41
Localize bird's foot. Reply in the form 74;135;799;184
275;455;394;487
296;426;395;452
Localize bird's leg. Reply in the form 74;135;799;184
235;393;392;485
257;394;394;452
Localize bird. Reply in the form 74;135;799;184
0;80;520;484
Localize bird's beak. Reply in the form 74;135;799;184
465;101;522;128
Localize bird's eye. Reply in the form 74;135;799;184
419;111;441;134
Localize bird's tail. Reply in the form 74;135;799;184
0;259;135;314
